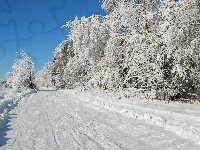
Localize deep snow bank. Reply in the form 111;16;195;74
0;88;36;127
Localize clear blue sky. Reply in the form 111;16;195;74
0;0;106;79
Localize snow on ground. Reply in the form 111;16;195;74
0;88;21;127
0;88;36;131
0;88;200;149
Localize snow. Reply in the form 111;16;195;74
0;88;18;127
0;88;36;128
0;89;200;149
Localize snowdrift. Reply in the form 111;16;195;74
0;88;36;127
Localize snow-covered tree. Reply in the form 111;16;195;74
101;0;120;12
7;50;35;89
0;79;5;88
35;0;199;101
155;0;200;100
62;15;109;88
92;0;162;92
34;62;54;88
51;40;74;88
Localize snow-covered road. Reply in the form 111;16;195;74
0;89;200;149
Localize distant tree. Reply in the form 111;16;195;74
6;50;35;89
34;62;55;88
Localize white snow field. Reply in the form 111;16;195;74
0;88;200;150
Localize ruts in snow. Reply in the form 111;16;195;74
0;89;200;150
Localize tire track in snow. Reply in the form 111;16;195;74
54;91;151;150
41;91;105;150
1;90;199;150
40;92;62;149
44;110;60;149
53;92;127;150
56;91;189;149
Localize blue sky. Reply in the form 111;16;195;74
0;0;106;79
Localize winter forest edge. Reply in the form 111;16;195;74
1;0;200;102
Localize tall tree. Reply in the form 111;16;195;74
52;40;74;88
157;0;200;99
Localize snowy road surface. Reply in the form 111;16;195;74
0;89;200;149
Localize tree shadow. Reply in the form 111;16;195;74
0;114;17;147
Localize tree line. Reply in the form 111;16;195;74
3;0;200;101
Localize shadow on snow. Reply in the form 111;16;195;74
0;114;17;147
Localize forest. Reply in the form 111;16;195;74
2;0;200;102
